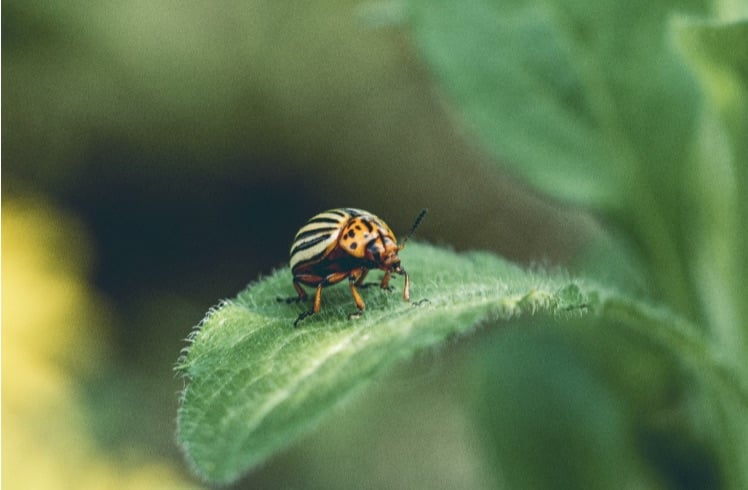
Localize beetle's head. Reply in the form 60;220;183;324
366;209;426;273
382;251;402;273
374;236;402;272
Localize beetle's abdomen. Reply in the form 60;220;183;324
295;250;368;285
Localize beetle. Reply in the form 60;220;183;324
280;207;427;326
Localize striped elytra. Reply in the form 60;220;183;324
289;208;391;273
280;207;428;327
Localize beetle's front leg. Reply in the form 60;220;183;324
348;269;366;320
401;268;410;302
379;270;394;292
398;269;427;305
357;269;389;290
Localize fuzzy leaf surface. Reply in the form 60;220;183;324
174;243;742;484
176;243;596;483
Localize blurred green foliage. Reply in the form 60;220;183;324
405;0;748;488
5;1;585;488
407;0;746;326
3;0;747;488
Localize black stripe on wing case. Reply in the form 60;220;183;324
291;249;328;269
308;217;344;225
293;227;338;241
290;234;329;256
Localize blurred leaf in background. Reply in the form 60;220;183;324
4;1;584;487
3;0;590;261
407;0;710;311
405;0;748;338
405;0;748;487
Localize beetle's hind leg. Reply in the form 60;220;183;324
277;279;309;304
294;310;314;326
294;283;323;327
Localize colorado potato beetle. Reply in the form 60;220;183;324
280;207;427;326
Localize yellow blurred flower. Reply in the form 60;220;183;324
2;197;198;489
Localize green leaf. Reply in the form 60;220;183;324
175;243;741;484
469;315;733;490
405;0;707;211
670;21;748;483
672;16;748;359
470;325;664;489
403;0;719;324
175;243;590;483
673;16;748;161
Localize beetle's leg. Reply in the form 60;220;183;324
294;310;314;327
294;283;323;327
357;269;386;290
312;283;323;313
354;269;369;287
349;271;366;311
379;271;394;292
347;270;366;320
277;278;309;304
401;268;410;302
294;280;307;300
294;272;349;327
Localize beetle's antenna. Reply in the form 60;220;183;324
399;208;428;250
